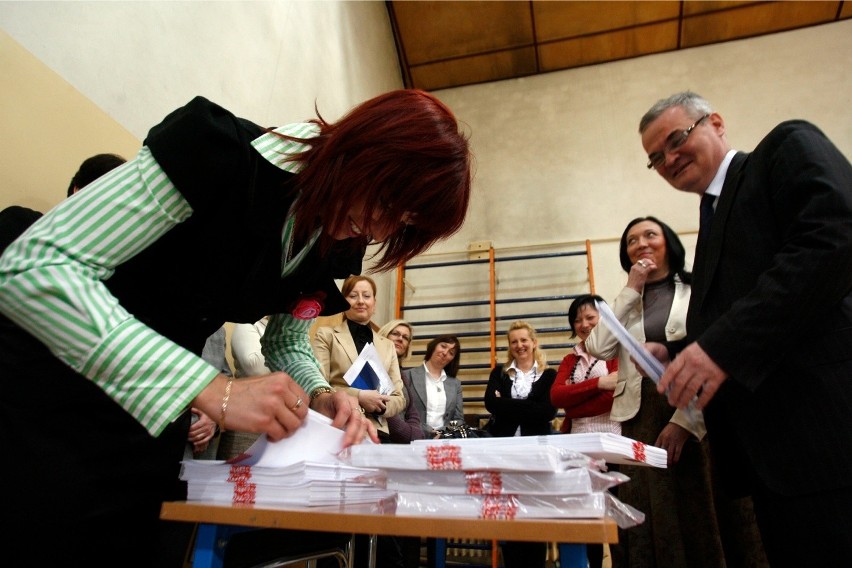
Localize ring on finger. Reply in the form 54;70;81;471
291;397;304;411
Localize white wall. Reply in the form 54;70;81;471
2;4;851;337
431;20;852;309
0;0;401;137
0;0;403;321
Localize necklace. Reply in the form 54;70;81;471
569;357;599;384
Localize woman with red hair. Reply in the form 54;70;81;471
0;89;472;566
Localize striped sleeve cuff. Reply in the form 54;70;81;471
262;312;329;395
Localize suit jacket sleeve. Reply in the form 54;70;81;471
449;377;465;424
310;326;334;382
387;372;426;442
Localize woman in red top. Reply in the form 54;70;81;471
551;294;619;434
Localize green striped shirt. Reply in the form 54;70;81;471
0;123;331;436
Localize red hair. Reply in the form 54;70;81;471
280;89;472;272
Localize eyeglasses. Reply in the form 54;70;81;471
646;114;709;170
388;330;411;342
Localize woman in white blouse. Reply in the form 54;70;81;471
483;320;557;568
402;335;464;438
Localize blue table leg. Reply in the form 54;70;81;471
193;524;255;568
558;543;588;568
193;523;223;568
433;537;447;568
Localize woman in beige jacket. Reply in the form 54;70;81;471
312;275;405;440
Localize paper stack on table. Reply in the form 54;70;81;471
402;432;667;468
339;434;651;527
180;409;392;506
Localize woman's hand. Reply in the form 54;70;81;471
597;372;618;391
358;389;390;414
192;372;309;442
626;258;656;292
655;422;692;467
312;390;379;446
187;407;217;454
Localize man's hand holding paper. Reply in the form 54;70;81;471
594;300;702;426
656;342;728;411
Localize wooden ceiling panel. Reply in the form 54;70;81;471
410;47;539;92
682;2;841;48
681;1;766;16
533;1;679;41
391;1;534;65
539;21;680;71
387;1;850;90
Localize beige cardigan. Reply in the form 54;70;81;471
585;279;706;440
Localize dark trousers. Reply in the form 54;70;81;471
1;320;192;567
751;480;852;566
500;540;547;568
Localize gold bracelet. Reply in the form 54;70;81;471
219;378;233;432
309;386;335;402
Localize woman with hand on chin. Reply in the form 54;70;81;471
585;216;736;568
484;320;556;568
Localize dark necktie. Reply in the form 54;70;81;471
698;193;716;247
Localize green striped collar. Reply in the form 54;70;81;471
250;122;318;174
250;122;322;278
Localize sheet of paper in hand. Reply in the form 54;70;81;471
343;342;393;394
227;409;348;467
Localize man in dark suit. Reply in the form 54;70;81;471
638;91;852;566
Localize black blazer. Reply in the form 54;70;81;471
484;364;557;437
680;120;852;496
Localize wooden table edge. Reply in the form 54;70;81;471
161;501;618;544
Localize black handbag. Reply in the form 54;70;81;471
438;420;492;439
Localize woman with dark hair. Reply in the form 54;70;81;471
0;90;472;566
585;216;725;568
403;334;464;438
550;293;620;435
551;294;619;568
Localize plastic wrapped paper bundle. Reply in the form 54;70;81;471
180;460;393;507
340;434;649;529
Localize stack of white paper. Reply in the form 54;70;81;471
341;440;597;472
395;491;608;519
340;436;649;526
410;432;668;468
382;468;627;496
180;460;393;506
181;409;391;507
547;432;668;468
